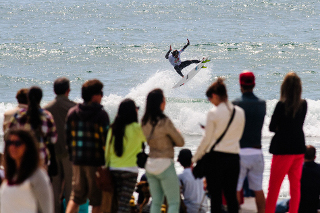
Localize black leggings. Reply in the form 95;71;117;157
174;60;201;77
205;151;240;213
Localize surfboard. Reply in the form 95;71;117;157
172;58;210;89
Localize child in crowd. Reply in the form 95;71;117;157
177;149;208;213
299;145;320;212
136;174;151;213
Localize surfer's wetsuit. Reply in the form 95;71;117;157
173;60;201;77
165;43;200;77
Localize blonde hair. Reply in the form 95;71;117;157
280;72;303;117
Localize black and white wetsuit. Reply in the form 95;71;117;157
165;45;200;77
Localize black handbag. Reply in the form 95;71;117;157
193;108;236;179
137;143;148;168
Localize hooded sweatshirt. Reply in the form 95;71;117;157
66;102;109;166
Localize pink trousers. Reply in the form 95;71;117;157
265;154;304;213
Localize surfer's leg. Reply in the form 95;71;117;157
179;61;192;69
174;66;184;77
191;60;201;64
179;60;201;70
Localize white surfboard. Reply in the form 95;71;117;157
172;58;209;89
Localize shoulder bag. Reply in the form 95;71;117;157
137;142;148;168
193;107;236;179
96;138;115;213
96;135;113;192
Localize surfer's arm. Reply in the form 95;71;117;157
165;45;172;59
182;39;190;51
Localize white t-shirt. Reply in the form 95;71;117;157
168;49;184;66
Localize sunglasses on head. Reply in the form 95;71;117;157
6;140;24;147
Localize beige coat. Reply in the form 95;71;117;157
142;117;184;159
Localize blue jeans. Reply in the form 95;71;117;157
146;163;180;213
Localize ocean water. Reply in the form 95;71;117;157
1;0;320;199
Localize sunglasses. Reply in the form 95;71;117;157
136;106;140;110
6;140;24;147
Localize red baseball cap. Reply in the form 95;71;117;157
239;71;255;86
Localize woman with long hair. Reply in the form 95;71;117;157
192;78;245;213
141;88;184;213
105;98;146;213
265;72;307;213
0;128;54;213
9;86;57;167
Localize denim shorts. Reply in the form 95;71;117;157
236;154;264;191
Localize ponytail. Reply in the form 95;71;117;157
27;87;43;130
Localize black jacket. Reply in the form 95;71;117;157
269;100;307;155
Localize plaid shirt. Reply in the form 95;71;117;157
9;108;57;164
66;103;109;166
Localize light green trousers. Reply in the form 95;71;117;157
146;163;180;213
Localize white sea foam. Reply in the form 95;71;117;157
1;70;320;141
102;70;320;139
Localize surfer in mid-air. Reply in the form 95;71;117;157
165;39;209;77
